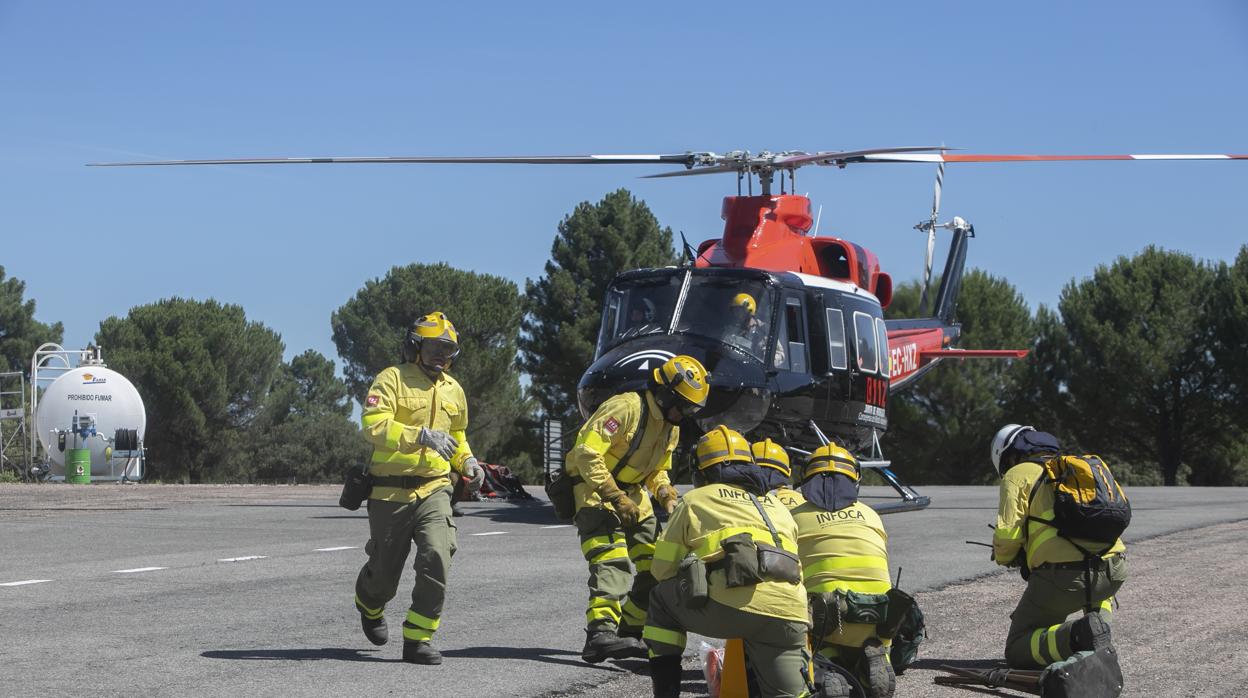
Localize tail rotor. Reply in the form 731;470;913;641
916;161;944;315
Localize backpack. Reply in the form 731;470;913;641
884;587;926;675
1029;454;1131;547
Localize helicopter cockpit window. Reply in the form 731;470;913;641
675;276;775;361
853;311;878;374
597;275;684;352
826;308;848;371
875;317;891;378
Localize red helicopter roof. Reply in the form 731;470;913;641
694;193;894;308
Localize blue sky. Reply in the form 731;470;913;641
2;1;1246;372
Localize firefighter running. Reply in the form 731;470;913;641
565;355;709;663
353;312;485;665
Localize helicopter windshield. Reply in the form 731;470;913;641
598;272;776;361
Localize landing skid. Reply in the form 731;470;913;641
797;423;931;515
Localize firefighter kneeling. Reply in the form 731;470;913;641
783;443;896;698
644;426;810;698
990;425;1128;683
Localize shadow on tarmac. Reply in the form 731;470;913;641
440;645;625;670
201;647;386;662
456;502;559;526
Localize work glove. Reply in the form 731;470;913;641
416;428;458;461
655;484;679;515
463;457;485;493
598;478;641;528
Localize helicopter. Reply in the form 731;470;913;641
92;147;1246;512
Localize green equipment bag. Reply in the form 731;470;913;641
338;464;373;511
718;532;766;588
544;473;577;523
883;588;925;675
748;492;803;585
1031;454;1131;546
840;590;889;625
677;556;710;609
1039;647;1123;698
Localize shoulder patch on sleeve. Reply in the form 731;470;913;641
366;394;379;407
603;417;620;435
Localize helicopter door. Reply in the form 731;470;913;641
774;295;808;374
814;305;850;421
769;293;815;426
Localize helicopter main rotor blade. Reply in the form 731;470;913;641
857;153;1248;163
87;153;703;167
772;146;953;168
641;164;741;179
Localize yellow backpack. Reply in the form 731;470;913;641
1028;454;1131;547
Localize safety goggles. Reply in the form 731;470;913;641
673;401;704;419
421;340;459;361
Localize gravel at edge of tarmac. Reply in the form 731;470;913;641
559;518;1248;698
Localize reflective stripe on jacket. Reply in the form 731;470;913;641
652;484;808;624
993;461;1126;567
361;364;472;502
783;494;891;596
567;391;677;521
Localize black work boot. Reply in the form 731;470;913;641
581;628;647;664
649;654;683;698
360;612;388;646
617;622;643;640
1070;612;1113;652
860;639;897;698
403;640;443;665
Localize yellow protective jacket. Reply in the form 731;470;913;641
566;391;677;522
993;461;1126;568
782;491;891;596
653;483;808;624
360;364;473;502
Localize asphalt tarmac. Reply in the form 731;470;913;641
2;483;1245;697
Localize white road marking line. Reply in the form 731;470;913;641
217;555;268;562
471;531;508;536
541;525;571;529
113;567;168;574
1;579;52;587
316;546;358;552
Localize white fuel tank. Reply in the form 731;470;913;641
35;366;146;479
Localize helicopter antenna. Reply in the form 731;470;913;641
916;161;945;315
679;231;698;266
812;204;823;237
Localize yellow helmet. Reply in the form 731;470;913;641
651;354;710;412
414;311;458;344
751;439;791;478
731;293;757;315
403;311;460;364
804;443;860;482
695;425;754;470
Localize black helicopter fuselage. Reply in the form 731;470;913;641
577;266;894;453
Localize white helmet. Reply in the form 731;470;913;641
990;424;1034;474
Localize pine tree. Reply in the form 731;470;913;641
519;189;678;422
